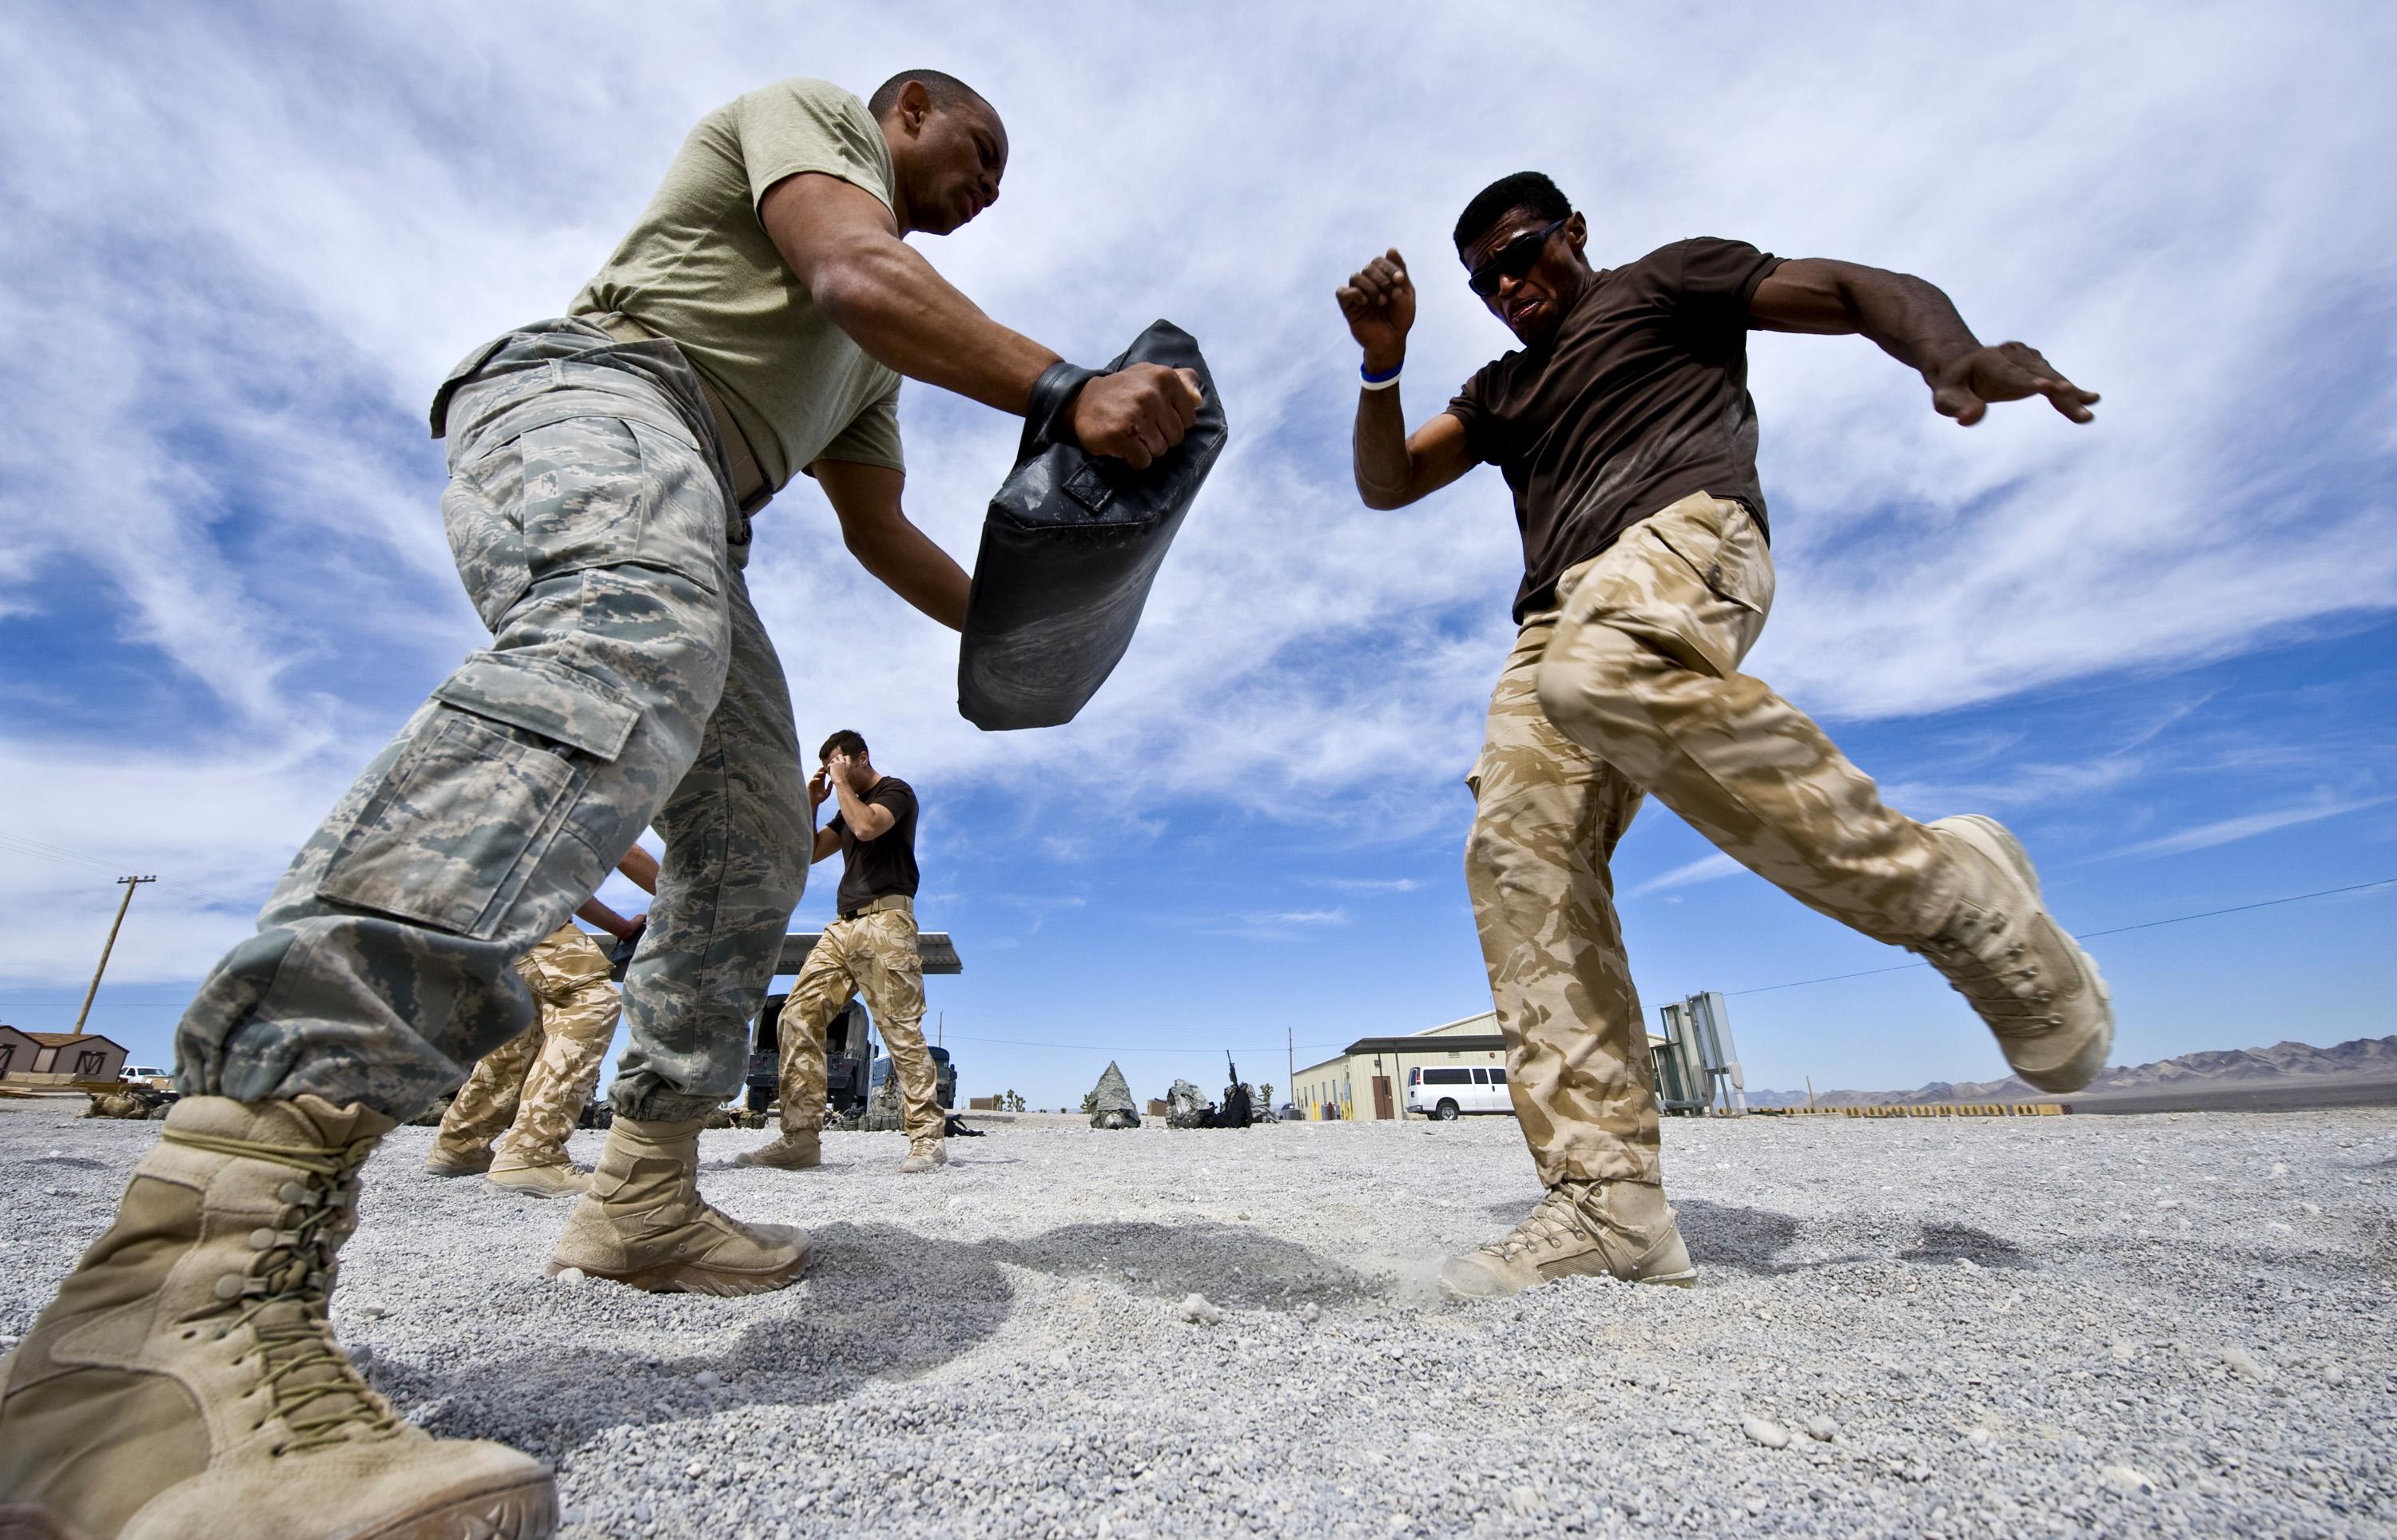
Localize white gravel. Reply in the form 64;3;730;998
5;1100;2394;1537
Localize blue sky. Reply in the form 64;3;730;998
2;2;2391;1107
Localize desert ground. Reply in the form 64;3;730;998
5;1100;2391;1538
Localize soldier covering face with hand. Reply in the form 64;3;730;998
0;68;1201;1540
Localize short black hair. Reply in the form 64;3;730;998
1453;171;1571;252
867;69;988;120
818;729;869;763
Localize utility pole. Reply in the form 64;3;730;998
1286;1026;1294;1114
1806;1074;1815;1113
937;1011;944;1049
74;875;155;1036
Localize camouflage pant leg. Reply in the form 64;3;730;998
1465;617;1660;1186
430;1018;543;1164
775;927;863;1136
1532;493;1958;948
852;911;939;1143
606;570;809;1122
173;327;737;1120
492;925;621;1165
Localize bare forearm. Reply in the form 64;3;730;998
814;244;1059;414
843;511;970;631
1352;387;1414;510
575;897;639;940
1836;266;1982;382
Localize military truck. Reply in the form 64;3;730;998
868;1047;958;1112
746;994;873;1115
745;994;956;1116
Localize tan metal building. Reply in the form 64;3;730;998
0;1030;129;1086
1291;1012;1509;1120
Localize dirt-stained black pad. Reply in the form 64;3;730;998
958;320;1228;732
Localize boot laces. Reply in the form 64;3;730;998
1477;1186;1594;1261
162;1127;401;1454
1920;907;2058;1030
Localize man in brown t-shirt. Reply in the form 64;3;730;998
737;728;944;1173
1338;172;2116;1298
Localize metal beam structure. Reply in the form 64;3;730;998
777;931;963;975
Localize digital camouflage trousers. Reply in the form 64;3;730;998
430;923;620;1166
175;319;808;1123
775;902;940;1144
1466;492;1961;1187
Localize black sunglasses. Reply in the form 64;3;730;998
1467;217;1569;298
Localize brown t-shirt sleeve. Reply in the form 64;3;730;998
1445;361;1508;466
1661;236;1783;349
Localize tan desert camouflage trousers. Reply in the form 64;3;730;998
1467;492;1960;1186
430;924;620;1167
776;900;940;1143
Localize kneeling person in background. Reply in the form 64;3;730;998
738;730;943;1173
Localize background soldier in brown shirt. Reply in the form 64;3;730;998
1339;171;2115;1298
737;729;945;1173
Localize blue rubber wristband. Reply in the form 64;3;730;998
1360;360;1402;385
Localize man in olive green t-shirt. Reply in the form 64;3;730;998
0;69;1206;1540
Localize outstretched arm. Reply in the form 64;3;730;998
1338;248;1477;509
760;173;1202;467
811;459;970;631
1750;259;2098;426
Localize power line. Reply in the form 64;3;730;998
1727;875;2396;998
0;831;252;910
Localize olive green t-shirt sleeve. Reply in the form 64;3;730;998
733;78;895;213
811;383;906;474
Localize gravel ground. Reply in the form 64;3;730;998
6;1099;2393;1538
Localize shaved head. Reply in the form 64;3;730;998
868;69;988;120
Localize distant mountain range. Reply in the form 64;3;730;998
1745;1034;2397;1108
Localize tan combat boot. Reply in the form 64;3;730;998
1441;1180;1696;1299
896;1138;946;1174
729;1129;821;1170
547;1117;809;1295
0;1096;554;1540
1913;815;2113;1093
483;1154;588;1199
422;1144;492;1178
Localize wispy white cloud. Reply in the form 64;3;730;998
1628;853;1744;899
2105;794;2397;861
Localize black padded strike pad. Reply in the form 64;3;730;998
958;320;1228;731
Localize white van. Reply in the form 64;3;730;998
1406;1065;1512;1120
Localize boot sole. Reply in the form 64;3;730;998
545;1248;809;1296
483;1177;586;1200
1940;815;2116;1093
350;1475;557;1540
2;1476;555;1540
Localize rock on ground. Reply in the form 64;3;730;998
3;1101;2392;1537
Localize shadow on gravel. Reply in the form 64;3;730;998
1672;1199;1874;1276
986;1220;1385;1310
1898;1223;2029;1269
373;1220;1013;1453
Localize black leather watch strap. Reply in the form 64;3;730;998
1026;360;1098;450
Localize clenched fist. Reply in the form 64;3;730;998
1338;248;1415;373
1071;363;1206;470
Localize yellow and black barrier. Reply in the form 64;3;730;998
1830;1101;2064;1117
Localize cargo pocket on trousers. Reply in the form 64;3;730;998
519;417;655;584
319;651;642;939
1589;504;1775;679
